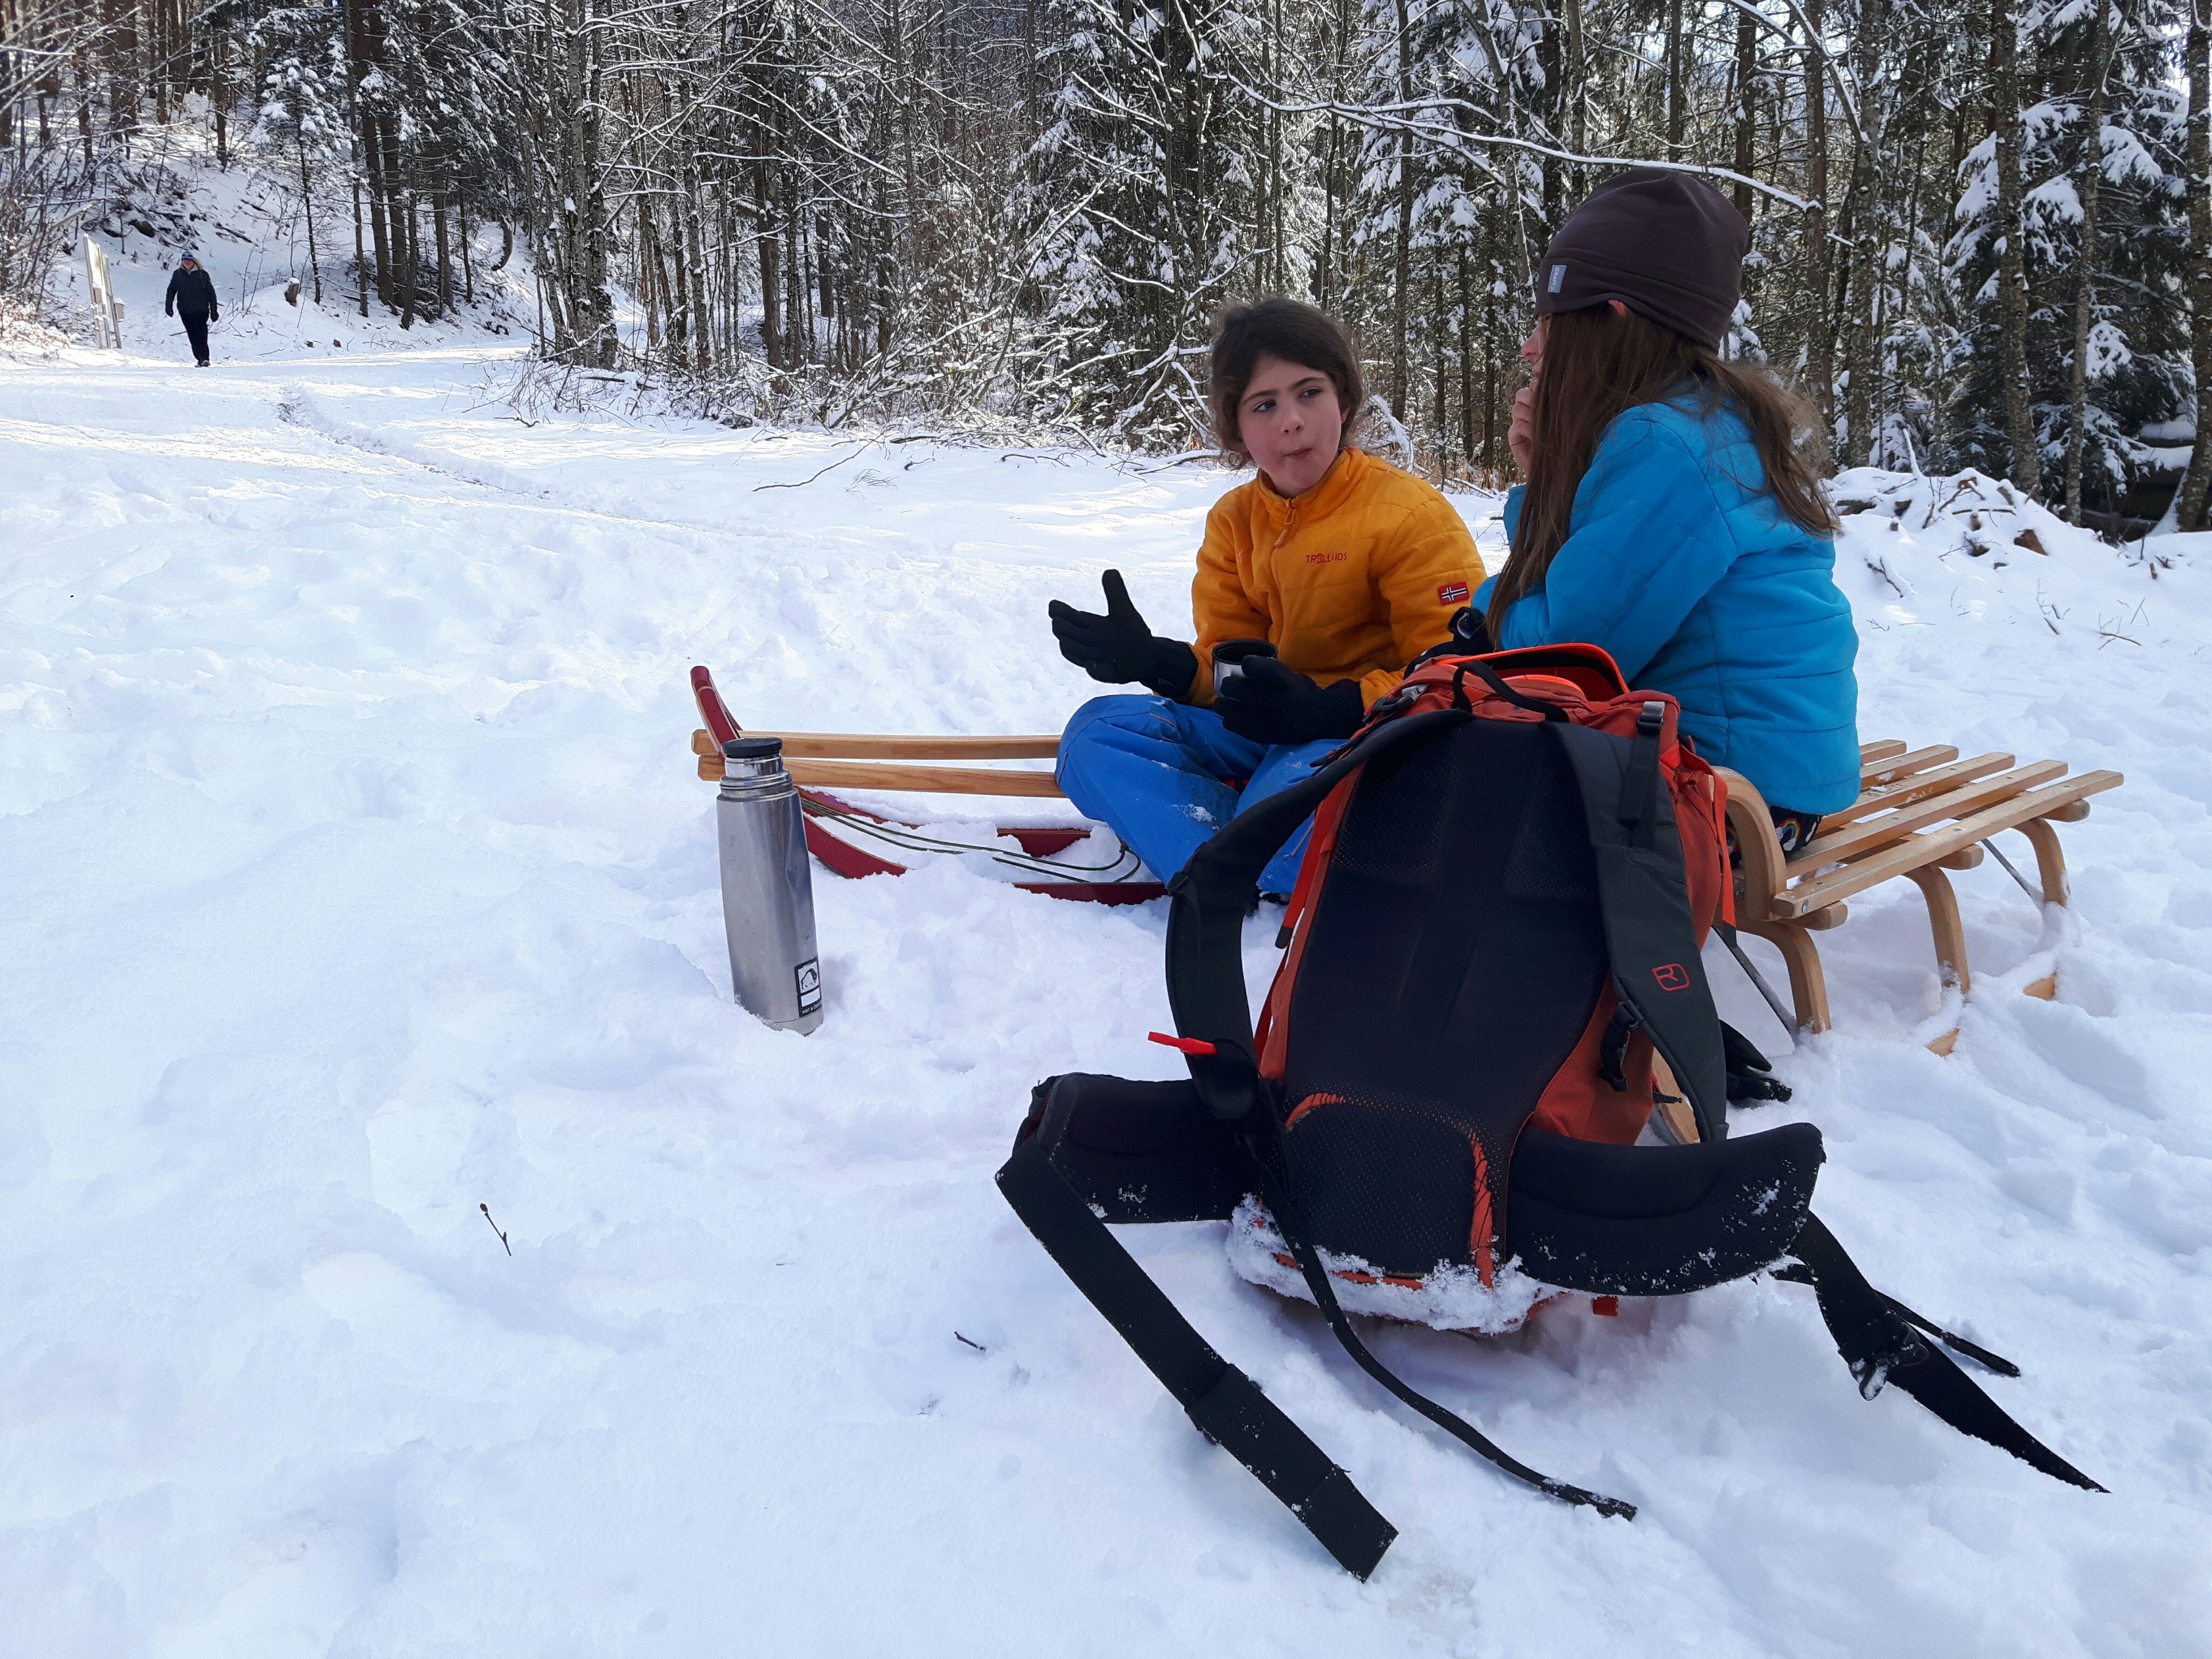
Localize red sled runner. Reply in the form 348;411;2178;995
999;634;2103;1579
689;665;1165;904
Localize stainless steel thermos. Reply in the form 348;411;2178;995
714;735;824;1034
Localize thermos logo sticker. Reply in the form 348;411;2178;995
795;958;822;1011
1548;263;1566;293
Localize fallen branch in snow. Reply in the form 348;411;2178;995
753;446;868;491
1126;448;1220;475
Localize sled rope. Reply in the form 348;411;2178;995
799;796;1145;882
1245;1118;1640;1522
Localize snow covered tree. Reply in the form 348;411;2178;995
1021;0;1272;442
1947;0;2189;518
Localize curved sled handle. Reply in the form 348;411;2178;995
691;665;743;750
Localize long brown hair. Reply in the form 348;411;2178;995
1488;305;1837;619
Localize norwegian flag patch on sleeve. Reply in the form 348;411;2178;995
1438;582;1471;605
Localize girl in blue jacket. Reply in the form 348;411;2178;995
1478;170;1859;842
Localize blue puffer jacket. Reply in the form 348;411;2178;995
1476;393;1860;813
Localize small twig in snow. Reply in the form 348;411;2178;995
954;1331;986;1351
2036;584;2066;635
480;1203;512;1256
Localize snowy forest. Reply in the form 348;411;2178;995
4;0;2212;530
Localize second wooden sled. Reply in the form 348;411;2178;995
690;666;1164;905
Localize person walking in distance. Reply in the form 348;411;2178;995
164;254;219;366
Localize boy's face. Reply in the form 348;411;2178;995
1239;354;1345;498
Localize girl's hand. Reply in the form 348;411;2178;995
1508;381;1536;475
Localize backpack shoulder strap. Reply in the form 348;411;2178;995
1552;712;1730;1141
1244;1113;1639;1521
995;1125;1399;1577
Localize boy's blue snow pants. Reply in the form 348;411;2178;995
1055;694;1340;895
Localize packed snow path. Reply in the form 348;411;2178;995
4;338;2210;1658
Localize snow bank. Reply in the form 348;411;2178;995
4;338;2210;1656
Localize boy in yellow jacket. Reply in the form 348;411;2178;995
1050;299;1486;893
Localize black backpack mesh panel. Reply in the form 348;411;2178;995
1281;719;1608;1276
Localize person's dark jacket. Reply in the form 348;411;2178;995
165;267;219;321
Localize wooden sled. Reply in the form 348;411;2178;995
689;667;1164;905
690;669;2126;1034
1722;740;2122;1051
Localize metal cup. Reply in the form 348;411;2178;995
1212;637;1278;698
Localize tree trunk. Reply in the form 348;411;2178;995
2065;2;2115;525
1734;7;1757;219
211;27;227;167
364;130;392;309
398;191;417;328
1804;0;1833;441
1534;0;1564;226
684;196;712;368
1666;0;1686;157
299;136;321;305
76;52;93;166
1839;20;1881;466
435;186;453;315
1459;247;1475;467
353;173;368;316
1992;0;2038;494
1567;0;1587;168
2179;0;2212;530
1390;0;1413;417
755;158;782;369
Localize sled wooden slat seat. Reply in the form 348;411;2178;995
1719;739;2122;1042
757;732;1063;761
692;727;1069;797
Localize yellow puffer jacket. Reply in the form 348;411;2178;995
1185;446;1487;710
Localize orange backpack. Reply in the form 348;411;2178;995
1001;642;2101;1579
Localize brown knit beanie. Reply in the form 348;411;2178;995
1534;168;1750;352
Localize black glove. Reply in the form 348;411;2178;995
1215;656;1366;746
1048;569;1198;700
1448;604;1492;654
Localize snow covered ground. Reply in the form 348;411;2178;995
5;308;2211;1656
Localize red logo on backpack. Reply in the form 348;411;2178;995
1653;963;1691;992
